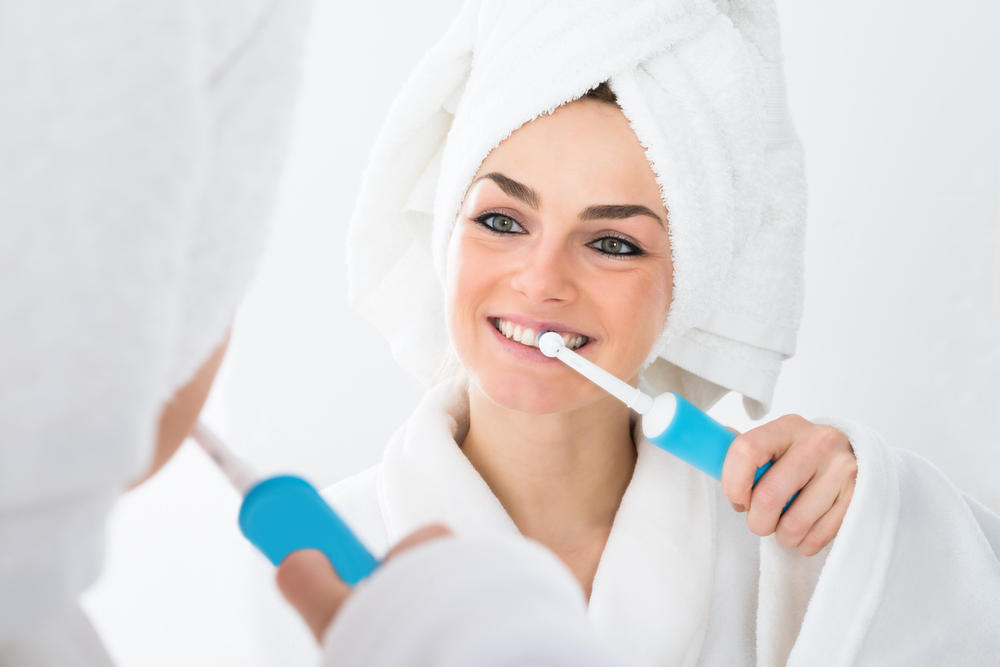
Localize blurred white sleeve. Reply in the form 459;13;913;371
0;605;113;667
0;0;310;654
321;535;627;667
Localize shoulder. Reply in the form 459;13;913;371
323;464;391;557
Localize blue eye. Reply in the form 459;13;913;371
473;213;642;259
590;236;640;257
474;212;525;234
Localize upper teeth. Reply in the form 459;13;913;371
493;318;588;350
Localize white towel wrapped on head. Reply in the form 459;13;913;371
347;0;806;418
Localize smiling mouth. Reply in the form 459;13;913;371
490;317;590;351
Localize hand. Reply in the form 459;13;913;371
721;415;857;557
276;524;452;643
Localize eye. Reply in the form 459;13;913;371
474;212;525;234
590;235;641;257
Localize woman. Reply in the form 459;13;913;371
328;2;1000;665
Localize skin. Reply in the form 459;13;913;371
127;330;232;488
722;416;858;556
175;98;858;644
127;330;447;643
446;98;674;599
126;329;448;639
144;98;860;643
444;96;859;600
276;524;452;642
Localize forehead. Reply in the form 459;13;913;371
474;99;662;209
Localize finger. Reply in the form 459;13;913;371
276;549;350;643
721;414;807;510
797;479;855;557
745;437;818;537
385;523;453;561
772;462;844;549
722;427;744;511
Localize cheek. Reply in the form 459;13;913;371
646;268;672;334
445;233;496;344
600;264;672;360
649;268;672;331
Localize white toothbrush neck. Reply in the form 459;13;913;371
191;422;259;494
554;346;653;414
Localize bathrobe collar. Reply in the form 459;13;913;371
379;376;718;666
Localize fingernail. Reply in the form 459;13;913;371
733;503;746;512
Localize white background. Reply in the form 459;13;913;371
84;2;1000;665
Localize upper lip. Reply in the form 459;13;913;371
490;313;593;340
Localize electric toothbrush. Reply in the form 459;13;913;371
537;331;798;511
191;423;378;585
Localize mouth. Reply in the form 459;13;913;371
489;317;591;351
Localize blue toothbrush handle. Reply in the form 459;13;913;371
643;393;799;513
238;475;379;585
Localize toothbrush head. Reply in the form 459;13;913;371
538;331;565;358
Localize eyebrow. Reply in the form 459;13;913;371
473;172;541;209
471;171;664;229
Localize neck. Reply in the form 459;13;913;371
460;382;637;544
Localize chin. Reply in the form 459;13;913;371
471;369;599;415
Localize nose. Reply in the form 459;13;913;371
509;236;577;303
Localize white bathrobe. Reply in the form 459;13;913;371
325;377;1000;666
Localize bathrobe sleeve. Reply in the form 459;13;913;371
0;606;114;667
773;417;1000;666
320;535;626;667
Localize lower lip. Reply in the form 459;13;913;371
486;319;589;364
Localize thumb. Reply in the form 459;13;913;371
276;549;350;643
385;523;453;562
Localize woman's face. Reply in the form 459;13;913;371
445;98;673;414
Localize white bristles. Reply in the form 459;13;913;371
190;422;258;494
537;331;653;414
